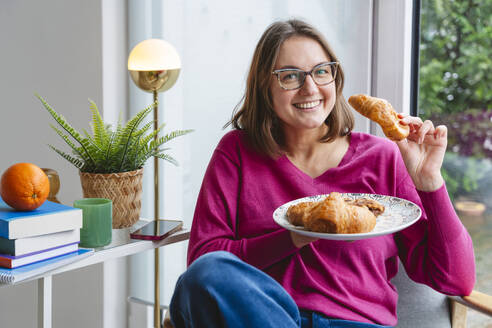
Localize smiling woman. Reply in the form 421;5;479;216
224;23;355;180
227;28;354;159
166;18;475;328
270;37;339;132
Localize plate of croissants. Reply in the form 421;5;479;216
273;192;421;240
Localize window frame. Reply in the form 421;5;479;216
370;0;414;137
410;0;421;117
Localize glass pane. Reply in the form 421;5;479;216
165;0;374;226
419;1;492;326
129;0;375;308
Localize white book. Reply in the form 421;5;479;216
0;229;80;256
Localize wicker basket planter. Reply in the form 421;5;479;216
79;168;144;228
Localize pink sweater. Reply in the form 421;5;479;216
188;130;475;326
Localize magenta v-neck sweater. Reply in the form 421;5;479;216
187;130;475;326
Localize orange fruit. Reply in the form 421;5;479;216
0;163;50;211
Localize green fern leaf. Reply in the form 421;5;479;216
82;129;104;154
153;152;178;166
117;103;155;170
104;131;117;162
36;94;97;168
160;129;194;144
50;125;91;163
89;99;108;148
134;121;154;137
135;123;165;156
48;145;84;169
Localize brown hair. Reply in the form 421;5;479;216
226;18;354;157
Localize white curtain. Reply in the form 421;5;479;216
128;0;376;318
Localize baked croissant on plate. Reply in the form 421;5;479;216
286;201;318;227
286;192;384;234
348;94;409;141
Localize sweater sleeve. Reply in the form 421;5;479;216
395;175;476;296
187;146;299;269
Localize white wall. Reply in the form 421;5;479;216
0;0;126;327
101;1;130;328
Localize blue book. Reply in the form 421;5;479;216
0;199;82;239
0;248;93;284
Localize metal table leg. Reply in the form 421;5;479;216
38;276;52;328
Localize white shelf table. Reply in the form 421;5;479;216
0;219;190;328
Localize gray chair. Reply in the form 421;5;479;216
394;260;492;327
162;261;492;328
393;261;453;327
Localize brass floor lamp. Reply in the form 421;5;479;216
128;39;181;328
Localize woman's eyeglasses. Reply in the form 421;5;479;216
272;61;338;90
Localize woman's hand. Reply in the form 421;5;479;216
290;231;318;248
395;114;447;192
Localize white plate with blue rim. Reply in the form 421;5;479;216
273;193;422;241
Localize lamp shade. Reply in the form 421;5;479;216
128;39;181;71
128;39;181;93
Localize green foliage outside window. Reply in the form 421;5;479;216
419;0;492;203
419;0;492;117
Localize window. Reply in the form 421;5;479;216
128;1;377;324
128;0;379;234
417;1;492;326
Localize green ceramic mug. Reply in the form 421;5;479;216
73;198;112;248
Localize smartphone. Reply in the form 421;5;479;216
130;219;183;241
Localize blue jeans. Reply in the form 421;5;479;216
169;251;391;328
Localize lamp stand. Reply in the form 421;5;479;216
153;90;161;328
128;38;182;328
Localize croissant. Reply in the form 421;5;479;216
287;193;381;234
286;201;317;226
304;192;377;234
345;198;385;217
348;94;409;141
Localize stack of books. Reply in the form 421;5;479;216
0;199;91;284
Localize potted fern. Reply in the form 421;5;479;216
37;94;192;228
